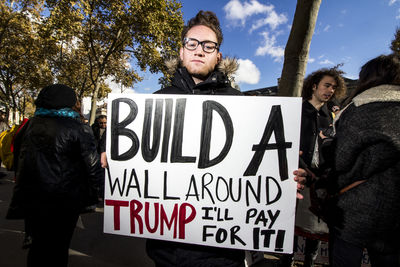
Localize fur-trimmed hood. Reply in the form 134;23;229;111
333;84;400;134
353;84;400;107
165;56;239;77
156;56;242;95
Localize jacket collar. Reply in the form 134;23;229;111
166;56;239;93
170;67;232;94
302;100;331;117
353;84;400;107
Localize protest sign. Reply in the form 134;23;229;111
103;93;302;253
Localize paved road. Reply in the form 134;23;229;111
0;168;155;267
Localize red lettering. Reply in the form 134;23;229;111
160;203;178;238
145;202;159;233
130;200;143;234
105;199;129;230
106;199;197;239
178;203;196;239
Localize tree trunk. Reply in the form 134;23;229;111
278;0;321;97
89;81;100;125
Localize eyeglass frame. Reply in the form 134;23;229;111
183;37;219;53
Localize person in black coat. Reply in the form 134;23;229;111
327;54;400;267
145;10;244;267
7;84;103;267
294;68;346;267
91;114;107;153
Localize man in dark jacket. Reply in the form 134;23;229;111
7;84;103;267
146;10;244;267
294;68;346;267
91;114;107;153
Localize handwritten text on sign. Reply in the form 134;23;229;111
103;94;302;253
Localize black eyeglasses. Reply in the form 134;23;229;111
183;37;219;53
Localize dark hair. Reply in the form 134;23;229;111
349;54;400;100
181;10;223;46
97;115;107;120
302;67;347;100
72;99;86;123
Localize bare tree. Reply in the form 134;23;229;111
278;0;321;97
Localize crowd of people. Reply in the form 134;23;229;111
1;9;399;267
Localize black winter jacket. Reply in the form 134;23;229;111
328;85;400;252
147;61;245;267
7;116;103;218
299;100;333;171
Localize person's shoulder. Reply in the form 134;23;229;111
215;87;243;96
154;86;188;95
224;87;243;96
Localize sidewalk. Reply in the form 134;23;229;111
0;169;154;267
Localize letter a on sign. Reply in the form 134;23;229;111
243;105;292;181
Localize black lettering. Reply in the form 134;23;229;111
275;230;285;252
106;167;126;196
253;227;260;249
161;99;173;162
185;175;200;201
246;209;257;224
268;210;280;229
244;105;292;181
230;226;246;245
261;229;275;248
144;170;158;199
202;207;213;220
202;173;215;204
126;168;141;197
141;99;163;162
216;176;229;202
266;176;282;205
170;99;196;163
202;225;217;241
111;98;139;160
245;175;261;206
255;211;268;227
163;171;180;200
198;100;233;168
216;228;227;243
229;177;242;202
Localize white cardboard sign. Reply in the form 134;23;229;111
103;93;302;253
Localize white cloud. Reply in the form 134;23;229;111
255;31;284;61
250;10;287;32
323;25;331;32
224;0;287;31
319;59;334;65
233;59;260;84
341;56;352;63
308;58;315;63
224;0;272;25
389;0;399;6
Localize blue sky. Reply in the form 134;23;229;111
122;0;400;94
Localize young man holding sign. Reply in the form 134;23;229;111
142;10;308;267
146;10;246;267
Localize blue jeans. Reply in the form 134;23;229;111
329;235;400;267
